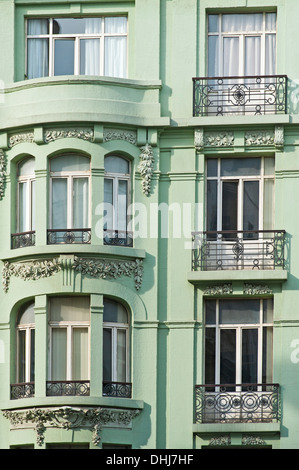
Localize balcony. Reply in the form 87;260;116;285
103;229;133;248
11;382;35;400
11;231;35;249
192;230;286;272
193;75;287;117
103;381;132;398
195;384;280;424
47;228;91;245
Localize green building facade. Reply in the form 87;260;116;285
0;0;299;449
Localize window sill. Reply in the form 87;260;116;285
193;421;280;435
188;269;288;286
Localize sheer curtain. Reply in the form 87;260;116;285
27;19;49;79
80;18;101;75
104;17;127;78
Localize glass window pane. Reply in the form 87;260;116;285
18;330;26;383
27;39;49;79
207;159;218;177
50;155;90;172
263;179;274;231
220;329;236;385
80;39;100;75
50;297;90;322
221;158;261;177
105;156;129;174
242;329;258;384
51;328;67;380
264;157;275;176
263;299;273;323
222;181;238;232
104;36;127;78
266;13;277;31
104;17;127;34
103;328;112;382
73;178;89;228
263;326;273;383
208;15;219;33
265;34;276;75
206;300;216;325
18;303;35;326
72;328;89;380
30;329;35;382
205;328;215;384
118;180;127;231
219;300;260;324
117;329;127;382
53;18;84;34
208;36;219;77
243;181;259;233
104;299;128;323
207;180;217;233
245;36;261;76
54;39;75;75
223;37;239;76
104;179;113;230
52;179;67;229
31;180;36;231
19;182;28;232
27;19;49;35
18;158;35;177
222;13;263;33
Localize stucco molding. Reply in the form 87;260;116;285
203;284;233;295
73;256;144;290
2;407;140;447
8;131;34;148
242;435;267;446
243;283;272;295
274;125;284;147
194;127;204;151
244;130;274;146
138;143;154;196
44;128;94;143
103;128;137;145
0;150;6;200
204;131;234;148
209;435;231;446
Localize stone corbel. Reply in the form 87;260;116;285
274;125;284;148
138;143;154;196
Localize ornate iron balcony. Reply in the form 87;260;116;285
102;381;132;398
11;231;35;249
47;228;91;245
103;229;133;247
195;384;280;424
46;380;90;396
192;230;286;271
11;382;35;399
193;75;287;116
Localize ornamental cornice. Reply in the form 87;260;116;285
8;131;34;148
243;283;273;295
195;128;234;150
103;128;137;145
2;406;140;447
138;143;154;196
203;284;233;295
44;128;94;143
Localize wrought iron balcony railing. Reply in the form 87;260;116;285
103;229;133;247
195;384;280;424
193;75;287;116
46;380;90;396
192;230;286;271
47;228;91;245
11;231;36;249
103;381;132;398
11;382;35;399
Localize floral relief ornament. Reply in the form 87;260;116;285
138;144;154;196
0;150;6;200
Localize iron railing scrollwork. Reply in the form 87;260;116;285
11;231;36;249
103;229;133;247
11;382;35;399
47;228;91;245
192;230;286;271
193;75;288;116
195;383;280;424
46;380;90;396
102;381;132;398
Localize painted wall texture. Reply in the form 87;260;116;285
0;0;299;449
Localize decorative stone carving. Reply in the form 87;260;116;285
204;284;233;295
138;143;154;196
194;128;204;151
0;150;6;200
2;258;62;293
243;283;272;295
275;125;284;147
209;435;231;446
8;131;34;147
44;128;94;143
204;132;234;147
3;407;140;447
244;131;274;146
242;435;266;446
73;257;144;290
103;128;137;145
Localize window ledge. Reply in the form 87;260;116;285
188;114;290;127
188;269;288;285
193;421;280;435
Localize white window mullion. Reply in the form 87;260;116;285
68;176;73;229
49;19;54;77
74;36;80;75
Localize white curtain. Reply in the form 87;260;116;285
81;18;101;75
73;178;89;228
27;19;49;78
104;17;127;78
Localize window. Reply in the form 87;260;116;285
48;154;90;244
104;155;132;246
205;298;273;387
206;157;275;236
16;302;35;385
17;158;36;233
103;299;130;390
26;17;127;79
48;297;90;394
208;12;276;77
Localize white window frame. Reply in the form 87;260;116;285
103;320;130;383
26;16;128;78
17;159;35;233
207;12;277;77
205;298;273;389
16;306;35;384
206;156;275;233
49;156;91;230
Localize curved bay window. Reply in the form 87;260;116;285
103;299;131;398
47;297;90;396
48;154;91;244
104;155;132;246
11;302;35;399
12;158;36;249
